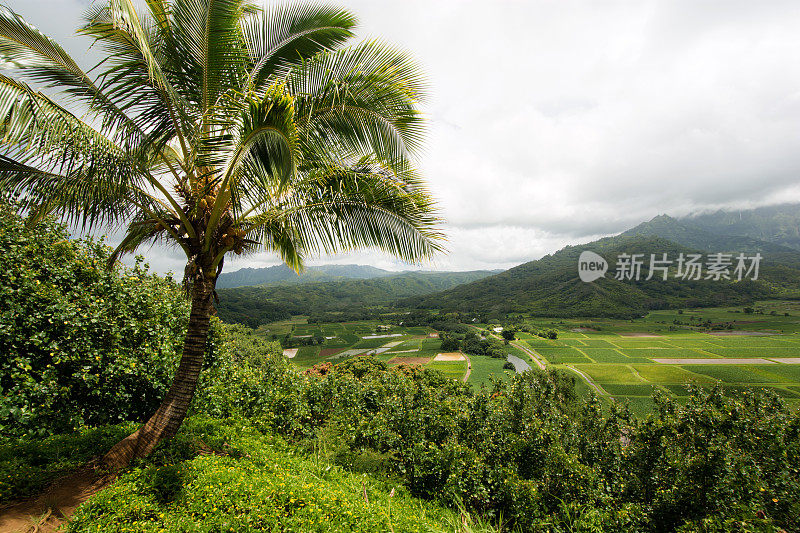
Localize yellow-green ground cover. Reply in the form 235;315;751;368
66;419;471;533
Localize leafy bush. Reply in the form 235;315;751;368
191;336;800;532
439;332;460;351
0;204;191;438
67;417;469;533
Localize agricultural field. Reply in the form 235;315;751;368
257;319;514;388
513;301;800;416
260;301;800;416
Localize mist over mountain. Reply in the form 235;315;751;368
682;203;800;251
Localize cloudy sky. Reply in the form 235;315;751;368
7;0;800;274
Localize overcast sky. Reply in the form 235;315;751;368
7;0;800;274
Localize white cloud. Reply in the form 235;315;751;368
7;0;800;275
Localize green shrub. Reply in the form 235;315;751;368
67;418;465;533
192;337;800;532
0;204;192;438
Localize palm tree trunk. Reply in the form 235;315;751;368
101;276;215;471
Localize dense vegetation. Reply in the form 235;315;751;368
203;342;800;531
216;270;496;327
0;205;192;439
56;323;799;532
67;418;470;532
2;243;799;530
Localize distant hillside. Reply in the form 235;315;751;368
216;264;394;289
622;214;800;268
403;230;800;318
682;203;800;251
216;270;498;327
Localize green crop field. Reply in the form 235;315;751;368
258;318;515;388
260;301;800;417
516;301;800;416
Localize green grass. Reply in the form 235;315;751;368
581;349;628;363
615;396;658;418
427;361;466;381
571;364;643;384
466;355;512;389
630;364;716;384
681;365;776;384
600;384;660;396
291;346;321;367
535;346;591;364
67;418;470;533
354;337;401;349
720;386;800;399
703;347;800;358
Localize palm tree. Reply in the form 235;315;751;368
0;0;443;470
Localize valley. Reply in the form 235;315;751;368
261;300;800;417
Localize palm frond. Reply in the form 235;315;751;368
244;161;444;265
0;5;142;144
170;0;250;114
108;206;189;264
0;74;156;228
0;1;443;274
204;86;299;225
241;1;356;91
289;40;428;176
81;1;195;157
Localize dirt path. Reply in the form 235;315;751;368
565;365;606;396
510;341;546;370
0;467;109;533
463;353;472;382
468;326;546;371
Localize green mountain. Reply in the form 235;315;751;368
682;203;800;251
622;214;800;268
403;222;800;317
216;270;499;326
216;264;394;289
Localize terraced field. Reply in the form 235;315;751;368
258;319;513;388
517;302;800;416
258;302;800;415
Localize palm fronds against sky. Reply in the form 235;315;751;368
0;0;445;277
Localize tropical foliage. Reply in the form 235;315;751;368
4;306;799;530
0;0;442;465
65;418;488;533
0;203;191;439
200;350;800;532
